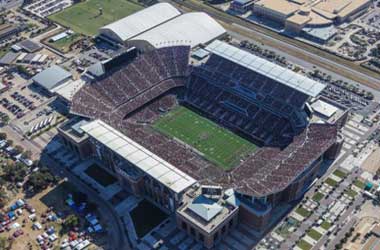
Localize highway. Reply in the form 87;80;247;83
170;0;380;91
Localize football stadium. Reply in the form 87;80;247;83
57;3;347;249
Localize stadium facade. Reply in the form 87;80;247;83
58;39;346;248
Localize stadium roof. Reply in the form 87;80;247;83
130;12;226;49
51;79;86;102
81;120;197;194
99;3;181;43
206;40;325;97
32;65;72;91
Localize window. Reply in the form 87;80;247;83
182;221;187;231
198;233;204;242
222;225;226;234
190;227;195;236
213;232;219;242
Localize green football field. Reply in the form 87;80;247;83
48;0;143;36
153;106;258;170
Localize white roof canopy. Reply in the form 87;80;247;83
81;120;196;194
99;3;181;42
130;12;226;48
206;40;326;97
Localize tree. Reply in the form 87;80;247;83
0;189;8;208
0;132;6;140
27;167;56;192
3;161;28;182
63;214;80;229
14;145;24;155
22;150;32;159
0;236;9;250
6;139;12;146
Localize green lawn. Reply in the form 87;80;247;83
47;33;83;53
153;106;258;169
307;228;322;240
354;179;366;189
48;0;143;36
297;239;313;250
320;221;331;230
312;192;324;202
295;207;311;218
345;188;358;198
325;177;338;187
333;169;347;179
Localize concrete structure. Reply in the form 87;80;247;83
57;117;91;160
253;0;372;35
58;42;345;249
0;24;22;41
230;0;254;13
32;65;72;92
176;187;239;249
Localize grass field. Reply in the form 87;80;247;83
153;106;258;169
48;0;143;36
47;33;83;53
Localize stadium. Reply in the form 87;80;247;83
56;5;347;248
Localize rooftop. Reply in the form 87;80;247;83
99;3;181;42
255;0;300;15
81;119;197;194
32;65;72;91
177;187;238;233
51;79;86;102
17;39;42;53
130;12;226;49
311;99;338;118
205;40;325;97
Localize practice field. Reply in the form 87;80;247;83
154;106;258;169
48;0;143;36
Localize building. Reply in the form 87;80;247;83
0;24;22;41
253;0;372;36
99;3;181;44
230;0;255;13
128;12;226;50
58;41;344;249
176;187;239;248
98;3;226;49
32;65;72;93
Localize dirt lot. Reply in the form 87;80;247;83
362;146;380;174
1;181;107;250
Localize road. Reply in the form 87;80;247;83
170;0;380;91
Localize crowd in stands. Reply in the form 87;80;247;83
69;45;339;199
71;46;190;121
209;123;338;197
183;54;314;146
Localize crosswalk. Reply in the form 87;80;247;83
339;117;370;172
